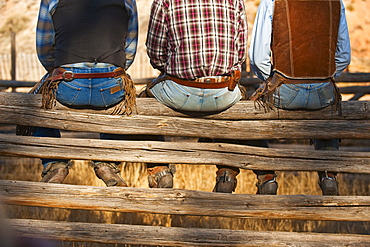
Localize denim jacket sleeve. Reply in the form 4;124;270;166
248;0;273;81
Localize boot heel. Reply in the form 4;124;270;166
256;174;278;195
212;168;238;193
319;172;339;196
259;180;278;195
147;165;174;188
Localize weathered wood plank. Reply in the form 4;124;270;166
7;218;370;246
1;134;370;173
2;92;370;120
0;80;36;87
1;104;370;139
1;180;370;221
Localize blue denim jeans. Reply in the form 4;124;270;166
55;66;125;108
150;80;242;112
34;66;126;167
273;82;335;110
274;82;339;151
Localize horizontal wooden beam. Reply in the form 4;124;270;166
336;72;370;82
2;103;370;139
2;92;370;120
0;80;36;87
1;134;370;173
339;86;370;94
1;180;370;221
7;218;369;246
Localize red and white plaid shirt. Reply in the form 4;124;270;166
146;0;248;80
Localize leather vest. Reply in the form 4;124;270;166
271;0;341;83
52;0;129;68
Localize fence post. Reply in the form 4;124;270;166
10;31;16;92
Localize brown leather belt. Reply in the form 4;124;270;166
167;70;241;91
49;67;125;82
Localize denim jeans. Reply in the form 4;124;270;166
274;82;339;151
34;65;126;167
55;66;125;108
150;80;242;112
273;82;335;110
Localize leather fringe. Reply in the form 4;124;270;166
16;69;137;136
248;76;278;112
110;73;137;115
331;80;342;116
249;73;342;114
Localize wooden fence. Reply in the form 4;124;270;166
0;91;369;246
0;53;159;82
2;53;370;100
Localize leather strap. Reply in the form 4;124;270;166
49;67;125;82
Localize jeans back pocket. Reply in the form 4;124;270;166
56;81;81;106
99;78;125;108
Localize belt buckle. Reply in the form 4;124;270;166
203;77;214;83
62;71;74;82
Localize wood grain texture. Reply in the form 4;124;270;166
7;218;370;246
1;180;369;221
1;133;370;173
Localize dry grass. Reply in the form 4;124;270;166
0;134;369;246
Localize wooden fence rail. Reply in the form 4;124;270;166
2;133;370;173
0;53;158;82
0;180;369;246
7;219;369;246
0;91;369;245
1;180;369;222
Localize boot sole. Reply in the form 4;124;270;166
158;175;173;188
213;181;235;193
320;179;338;195
259;182;278;195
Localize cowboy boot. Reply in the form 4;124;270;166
40;161;72;183
319;171;339;195
92;162;128;187
147;165;175;188
212;168;239;193
256;173;278;195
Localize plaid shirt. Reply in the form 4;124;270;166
146;0;248;80
36;0;138;72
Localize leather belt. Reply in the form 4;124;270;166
169;76;229;89
194;75;230;83
167;70;241;91
50;67;125;82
